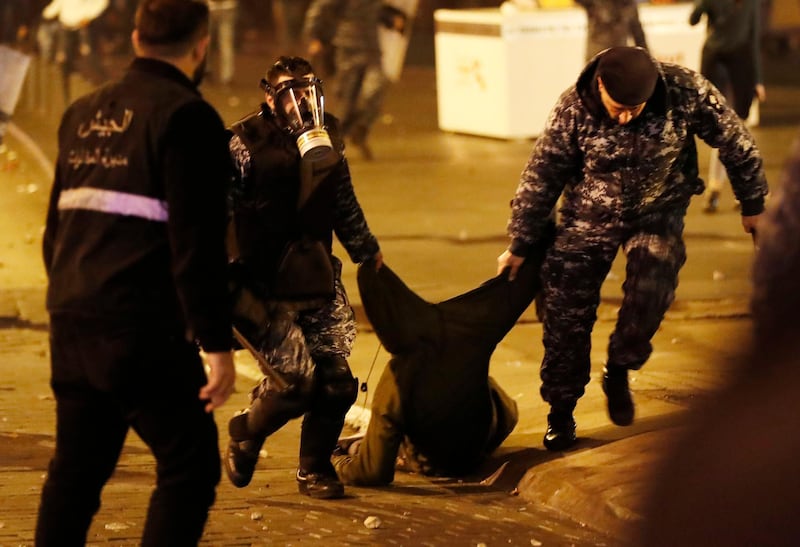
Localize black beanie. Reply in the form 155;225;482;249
597;47;658;106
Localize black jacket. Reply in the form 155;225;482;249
43;57;233;351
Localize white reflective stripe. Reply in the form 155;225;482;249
58;188;169;222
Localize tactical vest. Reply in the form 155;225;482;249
229;109;344;294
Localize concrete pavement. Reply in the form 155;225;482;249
1;42;799;545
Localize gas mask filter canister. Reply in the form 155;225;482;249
268;76;333;161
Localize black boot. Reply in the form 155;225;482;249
602;366;635;426
348;125;374;161
224;412;265;488
295;354;356;499
543;409;577;451
224;438;263;488
703;190;720;213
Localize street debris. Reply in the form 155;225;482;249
363;516;382;529
16;183;38;194
479;461;509;486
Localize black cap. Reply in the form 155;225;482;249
597;47;658;106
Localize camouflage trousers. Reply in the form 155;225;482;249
243;264;359;473
250;268;357;402
539;212;687;408
332;48;389;138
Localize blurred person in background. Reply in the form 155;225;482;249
277;0;312;55
35;0;235;544
95;0;137;55
0;0;46;146
208;0;238;85
576;0;648;61
41;0;110;104
690;0;766;213
1;0;48;47
304;0;404;161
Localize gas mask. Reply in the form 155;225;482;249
262;76;333;160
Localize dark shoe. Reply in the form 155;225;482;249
296;469;345;499
543;411;577;451
349;126;374;161
350;139;373;161
224;438;262;488
703;190;720;213
602;366;635;426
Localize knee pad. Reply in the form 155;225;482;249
314;355;358;413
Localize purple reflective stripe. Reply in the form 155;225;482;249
58;188;169;222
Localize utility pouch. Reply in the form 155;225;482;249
272;237;335;301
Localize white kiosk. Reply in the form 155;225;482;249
434;3;706;139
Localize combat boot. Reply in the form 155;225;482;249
703;190;720;213
224;412;264;488
543;409;577;451
224;438;263;488
348;125;374;161
602;366;635;426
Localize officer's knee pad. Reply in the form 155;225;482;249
314;354;358;412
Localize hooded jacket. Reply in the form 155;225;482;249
507;52;768;256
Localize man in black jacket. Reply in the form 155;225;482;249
224;56;382;499
36;1;235;545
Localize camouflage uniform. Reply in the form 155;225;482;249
507;52;767;410
576;0;648;61
227;107;380;474
304;0;388;141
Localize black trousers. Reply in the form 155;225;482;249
701;41;758;119
36;316;221;547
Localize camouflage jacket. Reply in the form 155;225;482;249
507;52;768;256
